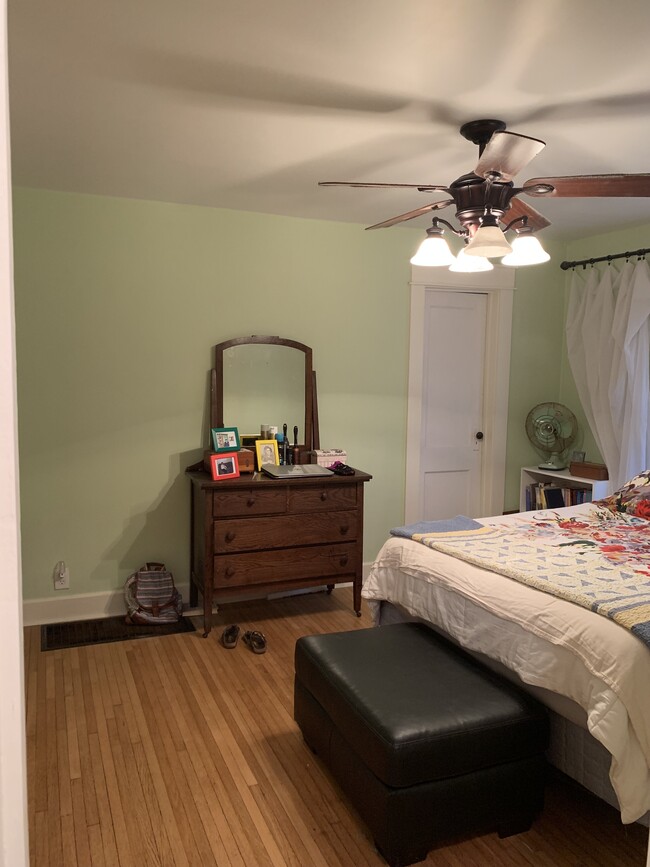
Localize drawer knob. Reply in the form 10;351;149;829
339;524;349;535
339;556;349;567
320;492;327;501
225;531;236;543
225;567;235;579
247;497;255;507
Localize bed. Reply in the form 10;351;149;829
362;472;650;831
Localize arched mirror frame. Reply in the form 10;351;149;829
210;335;318;453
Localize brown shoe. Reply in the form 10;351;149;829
242;630;267;654
220;624;240;649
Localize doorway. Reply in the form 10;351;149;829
404;265;515;523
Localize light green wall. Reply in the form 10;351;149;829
503;238;568;508
13;188;569;600
13;189;422;599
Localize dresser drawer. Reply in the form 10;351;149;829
214;510;359;553
215;542;357;587
212;487;286;517
288;484;357;513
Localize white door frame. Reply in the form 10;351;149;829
0;1;29;863
405;264;515;522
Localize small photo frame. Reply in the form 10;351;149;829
211;427;240;453
256;438;279;469
571;450;586;463
210;452;240;481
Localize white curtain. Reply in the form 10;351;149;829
566;258;650;490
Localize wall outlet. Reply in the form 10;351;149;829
53;561;70;591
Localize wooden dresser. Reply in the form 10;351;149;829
188;468;372;636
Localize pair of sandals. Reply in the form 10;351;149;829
220;624;267;654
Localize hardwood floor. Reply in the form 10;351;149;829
26;588;648;866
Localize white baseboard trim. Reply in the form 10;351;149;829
24;565;374;626
23;582;189;627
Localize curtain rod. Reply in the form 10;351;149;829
560;247;650;270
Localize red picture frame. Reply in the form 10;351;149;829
210;451;240;481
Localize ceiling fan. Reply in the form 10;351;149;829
318;118;650;240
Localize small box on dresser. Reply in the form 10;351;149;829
311;449;347;467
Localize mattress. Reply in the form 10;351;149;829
362;503;650;824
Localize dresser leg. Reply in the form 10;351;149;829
203;587;214;638
353;578;362;617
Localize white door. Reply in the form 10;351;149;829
405;266;515;523
419;290;487;519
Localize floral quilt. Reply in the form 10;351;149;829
408;508;650;648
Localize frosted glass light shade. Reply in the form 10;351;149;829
502;234;550;266
464;225;512;258
449;248;494;272
410;236;455;266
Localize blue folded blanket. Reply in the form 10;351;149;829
390;515;483;538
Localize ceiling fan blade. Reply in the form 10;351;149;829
523;174;650;197
365;199;455;230
501;197;551;231
319;181;450;192
474;131;545;182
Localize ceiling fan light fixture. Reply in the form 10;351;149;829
449;247;494;272
464;224;513;258
410;222;455;267
464;208;512;258
502;233;550;266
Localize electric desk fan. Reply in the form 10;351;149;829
525;402;577;470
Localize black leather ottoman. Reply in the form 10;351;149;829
294;623;549;867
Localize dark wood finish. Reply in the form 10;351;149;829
524;174;650;197
311;370;320;450
188;469;372;636
502;195;551;231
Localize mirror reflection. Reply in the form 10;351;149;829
222;344;306;436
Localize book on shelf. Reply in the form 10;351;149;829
526;481;592;511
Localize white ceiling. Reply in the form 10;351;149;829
7;0;650;240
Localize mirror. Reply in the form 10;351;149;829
211;336;317;453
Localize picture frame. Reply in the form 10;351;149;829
210;452;240;481
256;438;279;469
211;426;240;453
571;450;586;463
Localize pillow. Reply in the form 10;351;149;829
594;470;650;519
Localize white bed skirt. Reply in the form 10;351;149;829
376;599;649;827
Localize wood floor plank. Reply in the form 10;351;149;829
87;823;105;867
69;647;100;827
113;644;192;867
178;646;332;865
203;636;369;862
155;639;257;867
148;642;242;866
85;651;135;867
126;645;220;867
59;812;76;867
70;776;91;867
175;645;318;863
45;682;64;867
27;588;648;867
158;639;277;867
87;732;121;867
